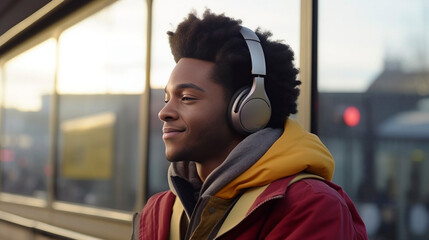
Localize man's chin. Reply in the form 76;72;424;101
165;153;198;163
165;152;184;162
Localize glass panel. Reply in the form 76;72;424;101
55;0;146;211
1;38;56;198
318;0;429;239
148;0;300;197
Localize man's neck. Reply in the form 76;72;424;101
195;159;224;182
195;137;243;182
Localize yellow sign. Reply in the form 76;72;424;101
61;112;115;179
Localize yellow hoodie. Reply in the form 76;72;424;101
215;118;335;199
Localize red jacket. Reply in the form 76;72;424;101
138;175;368;240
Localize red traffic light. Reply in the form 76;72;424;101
343;106;360;127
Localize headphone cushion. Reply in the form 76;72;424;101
230;87;250;114
229;87;250;132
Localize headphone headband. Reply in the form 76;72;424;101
239;27;266;76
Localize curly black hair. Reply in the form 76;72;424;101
167;10;300;129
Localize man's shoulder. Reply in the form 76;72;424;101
280;177;359;218
262;174;337;198
148;190;175;200
287;178;345;202
292;178;341;195
264;176;348;209
143;190;176;212
138;191;176;239
283;179;368;239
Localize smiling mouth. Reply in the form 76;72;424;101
162;127;185;139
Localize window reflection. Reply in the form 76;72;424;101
147;0;300;197
1;38;56;199
55;0;146;211
318;0;429;238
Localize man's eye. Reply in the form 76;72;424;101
182;96;196;101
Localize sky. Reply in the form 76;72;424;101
318;0;429;92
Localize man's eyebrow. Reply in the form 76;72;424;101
165;83;206;93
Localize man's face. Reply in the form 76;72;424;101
159;58;240;163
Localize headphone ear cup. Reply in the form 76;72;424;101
229;87;251;133
229;84;271;134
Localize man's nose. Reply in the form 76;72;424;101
158;101;179;122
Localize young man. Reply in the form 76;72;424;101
133;11;368;240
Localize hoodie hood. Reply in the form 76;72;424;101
168;118;335;201
215;118;335;199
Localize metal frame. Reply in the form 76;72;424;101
297;0;317;132
0;0;64;48
0;210;102;240
0;0;143;239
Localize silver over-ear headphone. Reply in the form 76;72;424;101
229;27;272;134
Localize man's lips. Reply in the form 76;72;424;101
162;127;185;139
